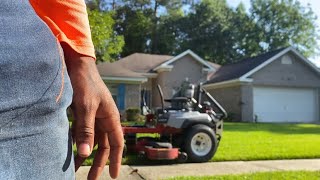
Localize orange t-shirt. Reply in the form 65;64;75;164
29;0;96;59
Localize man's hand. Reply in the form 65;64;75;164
62;44;124;179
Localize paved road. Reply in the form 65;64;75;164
76;159;320;180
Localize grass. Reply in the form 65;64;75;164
74;122;320;165
166;171;320;180
212;123;320;162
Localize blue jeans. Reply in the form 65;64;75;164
0;1;74;179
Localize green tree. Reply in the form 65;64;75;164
156;10;184;55
86;0;319;63
230;2;263;60
177;0;237;64
88;9;124;62
111;0;190;56
114;6;153;56
87;0;192;56
250;0;319;57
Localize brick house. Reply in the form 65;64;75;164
97;50;220;113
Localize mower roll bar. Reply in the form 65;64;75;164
201;88;228;119
157;84;165;113
194;83;227;119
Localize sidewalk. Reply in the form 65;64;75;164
76;159;320;180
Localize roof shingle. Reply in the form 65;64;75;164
206;47;287;84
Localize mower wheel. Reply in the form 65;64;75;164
137;151;146;159
177;152;188;163
184;124;217;162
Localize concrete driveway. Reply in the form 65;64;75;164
76;159;320;180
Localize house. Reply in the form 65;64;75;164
97;50;220;113
204;47;320;123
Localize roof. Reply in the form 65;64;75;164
97;53;173;80
97;51;220;80
97;62;145;78
206;61;221;70
206;47;320;86
206;47;287;84
113;53;173;73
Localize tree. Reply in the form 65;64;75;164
114;6;153;56
177;0;237;64
250;0;319;57
87;0;194;56
86;0;319;64
113;0;187;56
229;2;263;60
156;10;184;55
88;9;124;62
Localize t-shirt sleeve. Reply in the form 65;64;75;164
30;0;96;59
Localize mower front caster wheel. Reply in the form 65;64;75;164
177;152;188;163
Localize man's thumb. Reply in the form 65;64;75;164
74;105;96;157
78;143;91;157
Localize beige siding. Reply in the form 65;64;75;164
207;86;242;121
156;55;207;101
251;53;320;88
125;84;140;108
141;79;152;90
241;84;254;122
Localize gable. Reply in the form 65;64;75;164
163;54;206;86
171;54;204;73
156;54;209;98
153;50;215;72
251;52;320;87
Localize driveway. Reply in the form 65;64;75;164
76;159;320;180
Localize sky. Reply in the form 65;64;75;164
226;0;320;67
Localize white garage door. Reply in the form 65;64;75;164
253;87;317;123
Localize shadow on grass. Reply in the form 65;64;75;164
224;122;320;135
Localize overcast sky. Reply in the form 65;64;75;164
226;0;320;67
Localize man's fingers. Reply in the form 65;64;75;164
75;140;98;172
88;134;110;180
74;155;86;172
96;105;124;179
108;129;124;179
73;100;97;157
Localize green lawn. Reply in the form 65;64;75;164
212;123;320;162
166;171;320;180
78;122;320;165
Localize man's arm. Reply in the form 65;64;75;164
62;43;124;179
30;0;123;178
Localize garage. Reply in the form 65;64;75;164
253;87;317;123
205;47;320;122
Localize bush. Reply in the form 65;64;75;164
126;107;142;122
223;112;236;122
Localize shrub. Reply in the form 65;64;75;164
126;107;141;122
223;112;236;122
